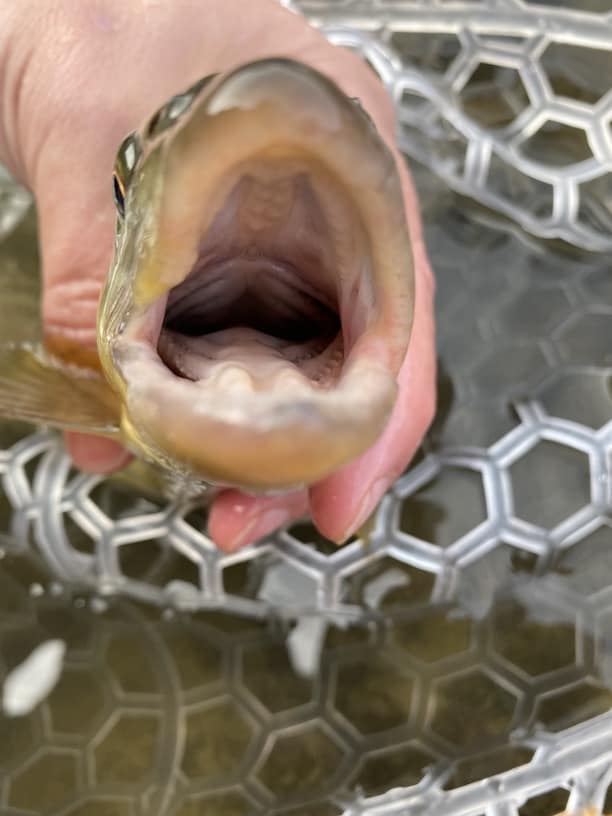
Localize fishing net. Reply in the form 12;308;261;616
302;0;612;252
1;1;612;815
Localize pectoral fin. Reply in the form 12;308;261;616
0;345;120;434
0;200;120;435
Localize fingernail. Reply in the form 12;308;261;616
334;477;390;545
225;508;293;552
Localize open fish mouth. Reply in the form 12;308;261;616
158;161;347;393
100;59;414;490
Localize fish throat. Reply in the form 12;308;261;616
157;159;367;392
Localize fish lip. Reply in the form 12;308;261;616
112;333;398;490
123;294;168;348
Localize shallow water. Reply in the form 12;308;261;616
1;537;611;815
0;158;611;815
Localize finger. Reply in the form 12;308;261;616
309;159;437;543
309;282;435;542
64;431;132;474
208;488;309;552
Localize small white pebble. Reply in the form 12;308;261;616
165;580;202;610
2;640;66;717
29;583;45;598
287;617;328;678
89;597;108;614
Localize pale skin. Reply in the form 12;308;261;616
0;0;436;551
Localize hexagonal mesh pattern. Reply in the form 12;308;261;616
1;397;612;624
2;408;612;815
1;4;612;815
295;0;612;252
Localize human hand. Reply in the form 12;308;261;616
0;0;435;550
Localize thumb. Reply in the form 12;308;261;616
35;158;133;472
17;62;133;470
32;113;138;471
1;5;163;471
36;152;117;363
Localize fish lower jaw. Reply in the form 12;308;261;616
157;325;344;393
169;360;322;397
115;336;397;490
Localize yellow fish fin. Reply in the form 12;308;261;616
0;203;120;435
0;344;120;434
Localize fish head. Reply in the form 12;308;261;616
98;58;414;491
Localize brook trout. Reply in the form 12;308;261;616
0;58;414;493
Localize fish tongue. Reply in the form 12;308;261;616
157;327;311;392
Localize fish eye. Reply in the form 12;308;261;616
113;173;126;218
147;92;192;138
146;73;218;139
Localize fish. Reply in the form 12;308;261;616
0;58;414;494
